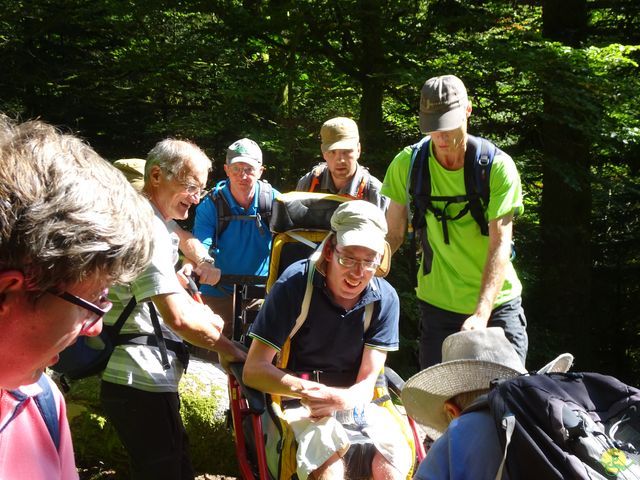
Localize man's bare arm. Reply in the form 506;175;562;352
152;291;245;361
461;213;514;330
243;339;320;397
172;223;221;286
385;200;408;255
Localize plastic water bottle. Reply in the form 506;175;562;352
334;404;367;426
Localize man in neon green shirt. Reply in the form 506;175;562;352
381;74;528;369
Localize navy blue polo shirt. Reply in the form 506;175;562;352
248;259;399;375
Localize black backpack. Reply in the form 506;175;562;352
208;179;274;253
471;372;640;479
408;134;498;274
51;299;188;387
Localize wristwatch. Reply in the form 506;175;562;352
199;255;215;267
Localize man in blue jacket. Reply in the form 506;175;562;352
193;138;279;338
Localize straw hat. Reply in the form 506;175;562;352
401;327;573;435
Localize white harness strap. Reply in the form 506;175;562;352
290;235;374;339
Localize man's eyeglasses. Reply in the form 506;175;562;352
47;289;113;333
181;182;207;199
334;250;380;272
228;164;257;177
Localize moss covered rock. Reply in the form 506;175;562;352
59;359;238;479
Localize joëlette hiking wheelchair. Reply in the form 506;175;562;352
222;192;426;480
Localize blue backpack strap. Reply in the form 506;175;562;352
34;374;60;451
408;137;436;275
3;376;61;450
463;135;496;236
210;180;274;251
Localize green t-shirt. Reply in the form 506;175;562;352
381;140;523;314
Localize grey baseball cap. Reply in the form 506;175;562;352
226;138;263;169
419;75;468;133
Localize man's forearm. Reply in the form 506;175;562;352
473;215;513;320
153;292;228;350
244;356;318;398
385;200;408;255
173;225;211;264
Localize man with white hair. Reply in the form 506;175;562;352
100;138;246;480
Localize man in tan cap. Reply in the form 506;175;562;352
244;200;411;480
382;74;528;370
296;117;388;210
401;328;572;479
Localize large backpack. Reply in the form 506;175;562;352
408;134;498;274
208;179;274;253
470;372;640;479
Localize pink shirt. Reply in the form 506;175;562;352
0;376;78;479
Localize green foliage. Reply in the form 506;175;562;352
2;0;639;383
62;373;236;479
179;378;238;476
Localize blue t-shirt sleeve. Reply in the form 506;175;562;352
364;279;400;351
248;261;306;350
193;195;217;250
414;433;451;480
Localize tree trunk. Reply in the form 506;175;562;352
356;0;386;171
539;0;593;364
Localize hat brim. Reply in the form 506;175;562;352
419;107;466;134
401;360;523;434
321;138;359;153
227;157;262;170
335;229;391;278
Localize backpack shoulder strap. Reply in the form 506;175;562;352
290;260;316;339
461;391;514;480
355;166;371;199
463;135;496;236
308;163;328;193
109;296;137;341
363;302;374;332
256;180;274;229
408;137;435;275
148;302;171;371
34;375;60;451
4;375;61;450
209;180;233;247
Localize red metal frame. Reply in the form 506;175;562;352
228;374;271;480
